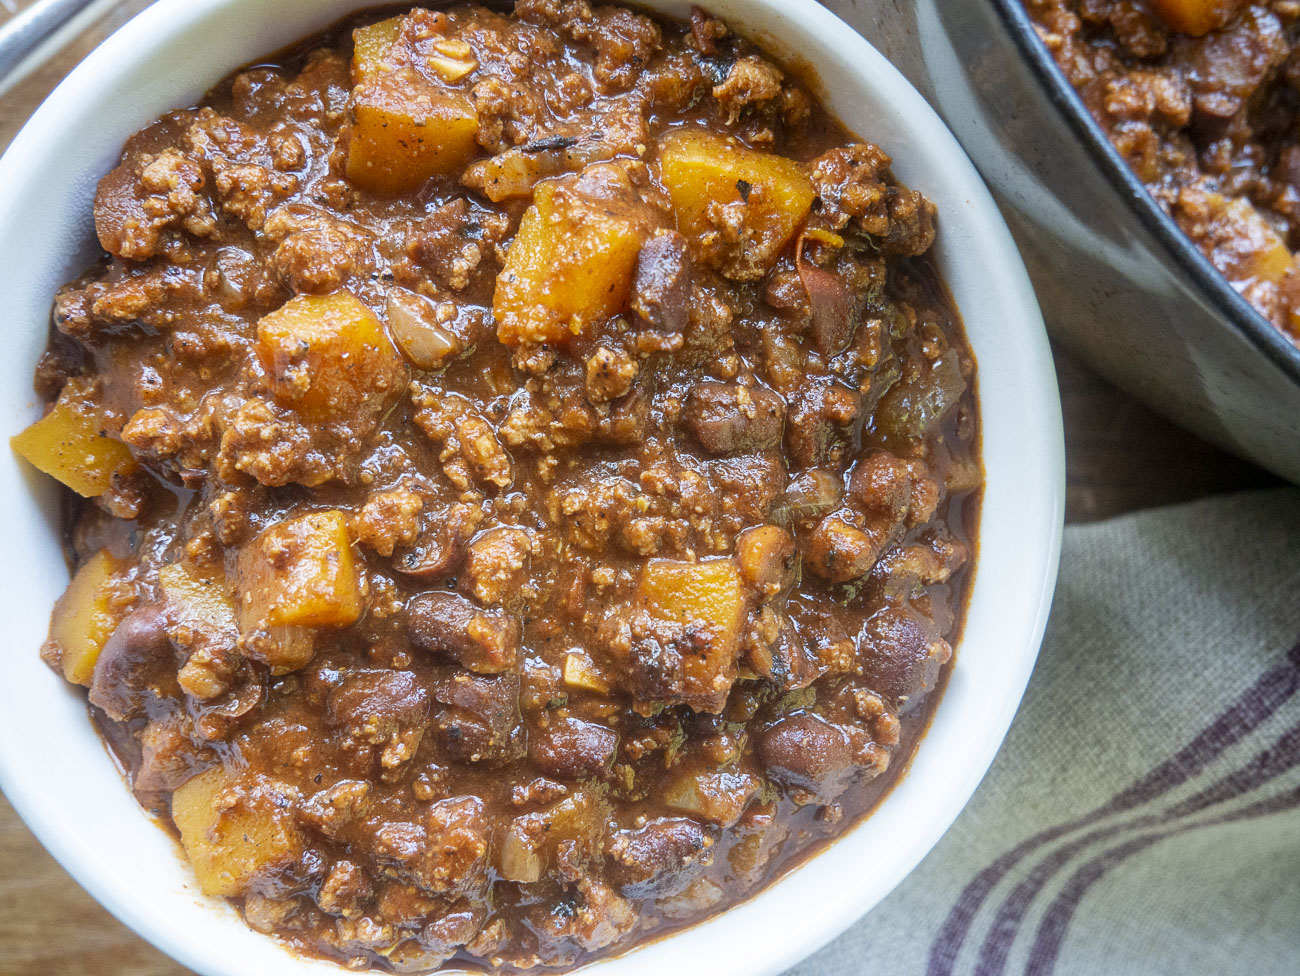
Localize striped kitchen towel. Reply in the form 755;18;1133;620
791;488;1300;976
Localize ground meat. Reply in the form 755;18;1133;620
584;345;640;402
213;396;338;487
405;198;494;291
299;780;373;839
1024;0;1300;341
353;488;424;557
411;385;513;490
317;860;373;918
371;796;490;896
95;146;215;261
27;3;978;972
807;144;937;256
264;206;376;294
463;526;533;606
712;56;784;122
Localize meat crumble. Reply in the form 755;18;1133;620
15;2;981;972
1024;0;1300;344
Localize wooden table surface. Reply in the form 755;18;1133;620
0;3;1284;974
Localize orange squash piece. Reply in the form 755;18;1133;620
172;768;304;897
352;16;403;82
658;128;813;280
236;510;362;674
493;178;646;346
633;557;747;712
255;290;403;423
345;73;479;195
12;386;135;498
1149;0;1243;36
49;549;126;686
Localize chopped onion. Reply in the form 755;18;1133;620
385;289;462;371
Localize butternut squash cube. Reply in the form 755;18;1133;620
238;510;362;632
11;387;135;498
1149;0;1242;36
352;16;403;82
346;74;479;195
159;563;237;637
1223;197;1294;284
636;557;746;640
49;549;126;686
633;557;747;712
493;179;646;345
1185;192;1296;287
658;128;813;280
172;768;304;897
255;290;403;424
236;510;361;674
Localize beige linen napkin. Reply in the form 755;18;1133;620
790;489;1300;975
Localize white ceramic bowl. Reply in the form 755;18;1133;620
0;1;1063;973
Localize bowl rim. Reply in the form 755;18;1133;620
986;0;1300;385
0;1;1063;974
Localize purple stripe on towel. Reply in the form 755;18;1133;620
1025;779;1300;976
972;719;1300;976
927;642;1300;976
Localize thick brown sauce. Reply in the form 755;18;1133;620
1023;0;1300;344
35;2;981;971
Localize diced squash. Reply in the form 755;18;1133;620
255;290;403;423
1223;198;1294;285
49;549;126;686
493;179;647;345
159;563;237;636
172;768;304;897
353;18;478;85
11;389;135;498
352;16;403;82
1184;192;1296;288
658;128;814;280
496;791;605;883
346;73;479;195
635;557;746;643
563;648;611;694
236;510;362;673
238;510;362;630
634;557;747;712
1149;0;1242;36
